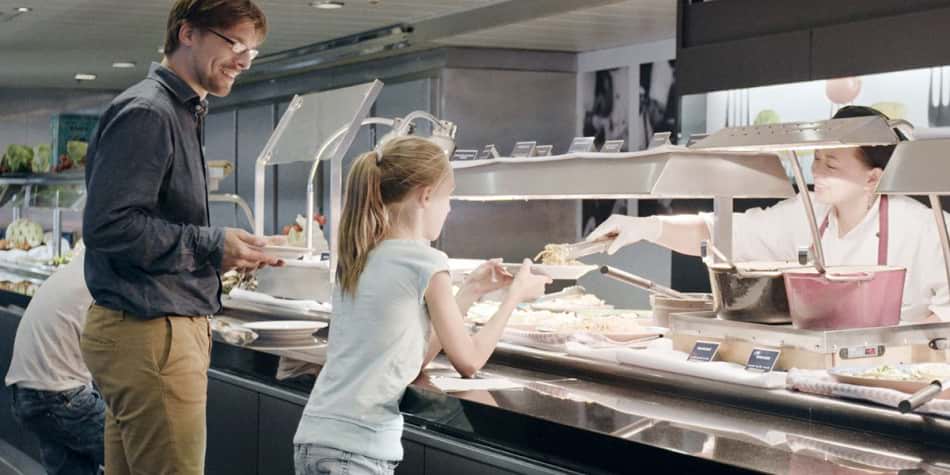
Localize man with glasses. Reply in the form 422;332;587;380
81;1;273;473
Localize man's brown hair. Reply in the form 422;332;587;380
164;0;267;56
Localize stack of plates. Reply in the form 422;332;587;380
242;320;328;348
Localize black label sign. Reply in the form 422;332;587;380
745;348;781;373
688;341;720;362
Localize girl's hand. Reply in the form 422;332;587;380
462;258;513;297
507;259;552;303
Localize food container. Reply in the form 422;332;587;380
707;261;805;324
783;265;906;330
650;293;714;328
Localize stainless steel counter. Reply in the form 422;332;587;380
214;303;950;474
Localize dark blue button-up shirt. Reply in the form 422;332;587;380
83;63;225;319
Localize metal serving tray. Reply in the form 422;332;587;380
670;312;950;353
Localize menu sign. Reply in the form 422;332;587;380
687;341;720;362
478;144;499;160
745;348;781;373
533;145;553;157
567;136;596;153
451;149;479;161
510;141;537;158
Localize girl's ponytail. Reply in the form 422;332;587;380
337;150;389;295
335;136;450;296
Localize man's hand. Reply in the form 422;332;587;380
220;228;281;272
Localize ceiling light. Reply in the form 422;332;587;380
14;7;31;13
112;61;136;69
74;73;97;81
311;1;344;9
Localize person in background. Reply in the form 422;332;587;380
588;105;949;322
5;252;102;475
293;137;551;475
79;1;276;473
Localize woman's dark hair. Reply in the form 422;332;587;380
831;105;906;170
164;0;267;56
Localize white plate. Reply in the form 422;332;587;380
502;263;597;280
243;320;328;332
263;245;310;260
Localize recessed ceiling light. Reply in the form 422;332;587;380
74;73;97;81
112;61;136;69
14;7;31;13
311;1;344;9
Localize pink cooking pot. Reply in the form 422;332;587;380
783;265;906;330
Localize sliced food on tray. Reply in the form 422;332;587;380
837;363;950;383
534;243;580;265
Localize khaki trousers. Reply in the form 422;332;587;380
80;304;212;475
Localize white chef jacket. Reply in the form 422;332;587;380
704;193;950;322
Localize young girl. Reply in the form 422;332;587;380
293;136;551;474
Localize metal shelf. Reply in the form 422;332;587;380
0;259;55;281
0;172;85;186
451;148;794;201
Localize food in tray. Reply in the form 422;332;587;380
467;301;575;327
0;280;37;297
221;269;258;294
846;363;950;383
32;144;52;173
537;314;647;334
2;144;34;173
48;254;72;267
530;294;610;312
467;292;649;336
4;219;44;250
534;243;580;265
281;214;327;248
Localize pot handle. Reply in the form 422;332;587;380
823;272;874;282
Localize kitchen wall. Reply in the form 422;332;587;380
0;88;115;150
203;46;582;266
573;39;679;309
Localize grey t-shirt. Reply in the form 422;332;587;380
5;254;93;392
294;240;449;461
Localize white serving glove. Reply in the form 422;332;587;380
586;215;663;255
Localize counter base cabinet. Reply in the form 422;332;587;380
207;377;259;475
259;394;304;475
397;440;425;475
0;307;43;465
206;369;572;475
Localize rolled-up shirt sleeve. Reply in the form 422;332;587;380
699;196;804;262
83;105;224;273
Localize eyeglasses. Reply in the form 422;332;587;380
206;28;259;61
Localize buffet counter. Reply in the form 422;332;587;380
211;301;950;474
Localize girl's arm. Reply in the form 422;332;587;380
424;262;549;378
421;285;480;367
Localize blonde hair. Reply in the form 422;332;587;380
337;136;450;296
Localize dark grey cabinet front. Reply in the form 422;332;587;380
207;377;259;475
259;394;305;474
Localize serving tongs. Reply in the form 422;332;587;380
552;237;613;262
598;266;689;300
899;377;950;414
